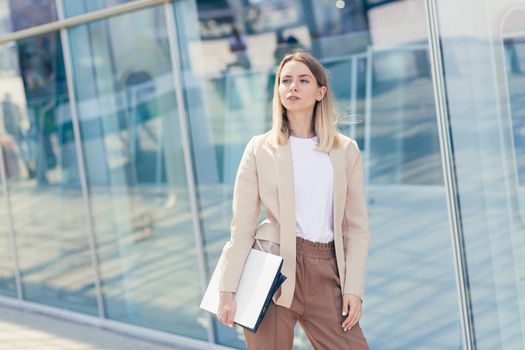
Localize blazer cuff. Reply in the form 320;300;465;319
218;237;254;292
343;292;363;303
343;284;364;303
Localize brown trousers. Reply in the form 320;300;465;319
244;237;370;350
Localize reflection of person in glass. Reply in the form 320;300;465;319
226;26;251;70
274;30;304;63
18;35;61;185
1;93;24;178
217;51;370;349
2;93;23;141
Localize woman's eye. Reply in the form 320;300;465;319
300;79;309;83
282;79;290;84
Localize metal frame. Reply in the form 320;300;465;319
164;2;216;344
349;55;358;140
424;1;476;349
55;0;106;319
364;46;373;191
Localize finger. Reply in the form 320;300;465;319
348;313;358;328
227;308;235;327
342;314;352;329
221;308;230;326
342;302;355;325
342;305;355;327
219;312;227;326
343;306;358;329
225;310;231;327
351;309;362;326
341;298;350;317
347;309;361;329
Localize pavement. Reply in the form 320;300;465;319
0;304;180;350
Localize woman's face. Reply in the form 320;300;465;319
279;60;326;115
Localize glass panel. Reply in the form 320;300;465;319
0;33;97;314
67;6;207;339
62;0;136;17
438;1;525;349
0;166;15;297
174;0;461;348
0;1;57;35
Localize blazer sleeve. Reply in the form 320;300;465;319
342;140;371;302
218;136;260;292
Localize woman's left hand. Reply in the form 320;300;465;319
341;293;362;332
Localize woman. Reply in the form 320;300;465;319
217;50;371;349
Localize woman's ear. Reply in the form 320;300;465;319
317;86;327;101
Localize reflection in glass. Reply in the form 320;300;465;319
0;173;15;297
0;1;57;36
439;1;525;349
0;33;97;314
175;0;461;348
506;12;525;186
62;0;136;17
67;6;207;339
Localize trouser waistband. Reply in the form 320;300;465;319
295;236;335;259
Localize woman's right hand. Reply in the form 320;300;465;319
218;292;236;327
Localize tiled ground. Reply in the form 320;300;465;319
0;304;177;350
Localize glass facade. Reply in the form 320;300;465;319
62;0;136;17
67;5;206;337
0;30;98;314
0;0;523;349
0;162;16;297
436;1;525;349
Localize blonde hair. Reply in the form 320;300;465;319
269;50;341;152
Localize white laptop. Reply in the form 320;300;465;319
200;248;286;332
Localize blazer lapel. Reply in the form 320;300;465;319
276;141;296;305
329;147;345;232
329;146;346;284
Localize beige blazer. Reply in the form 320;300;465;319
218;131;370;308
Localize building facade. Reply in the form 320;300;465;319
0;0;524;349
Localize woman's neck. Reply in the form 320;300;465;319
287;109;315;138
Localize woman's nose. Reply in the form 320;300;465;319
290;81;298;91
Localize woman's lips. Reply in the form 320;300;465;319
287;95;300;101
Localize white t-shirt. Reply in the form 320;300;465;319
289;135;334;243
